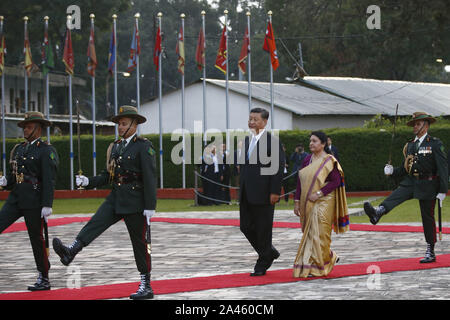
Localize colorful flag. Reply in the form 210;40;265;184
195;28;205;71
24;27;33;76
127;21;140;73
62;28;74;75
87;23;97;77
176;27;185;75
108;28;116;75
263;21;279;71
153;26;162;71
215;26;227;74
0;29;5;76
238;27;250;75
41;25;55;76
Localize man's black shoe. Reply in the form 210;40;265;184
364;202;386;225
250;270;266;277
130;273;154;300
420;243;436;263
27;273;50;291
53;238;83;266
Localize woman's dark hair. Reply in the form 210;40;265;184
310;131;331;154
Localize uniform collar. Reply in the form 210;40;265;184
122;133;137;146
414;133;427;146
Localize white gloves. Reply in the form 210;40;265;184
384;164;394;176
41;207;52;223
436;193;446;207
0;176;7;187
75;175;89;187
143;210;155;225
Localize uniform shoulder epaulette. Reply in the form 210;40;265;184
114;139;122;144
135;136;148;142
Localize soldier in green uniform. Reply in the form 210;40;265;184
364;112;448;263
0;112;59;291
52;106;157;300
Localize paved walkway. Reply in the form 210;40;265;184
0;209;449;300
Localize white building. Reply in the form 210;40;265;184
139;77;450;134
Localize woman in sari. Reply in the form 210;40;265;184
293;131;349;278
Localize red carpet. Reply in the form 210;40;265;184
4;217;450;235
1;254;449;300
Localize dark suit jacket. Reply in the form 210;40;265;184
239;131;285;205
328;145;339;161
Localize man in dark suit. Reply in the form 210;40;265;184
327;136;339;162
238;108;285;276
53;106;157;299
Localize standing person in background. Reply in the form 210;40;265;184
281;144;290;203
327;136;339;162
290;144;309;175
233;140;244;188
220;144;231;204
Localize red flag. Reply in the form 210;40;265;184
24;28;33;76
153;26;162;71
63;28;74;75
263;21;279;71
127;21;140;73
215;26;227;74
87;24;97;77
238;27;250;75
176;27;185;75
195;28;205;71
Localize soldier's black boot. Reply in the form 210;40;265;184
363;202;386;225
27;272;51;291
420;243;436;263
130;273;154;300
53;238;83;266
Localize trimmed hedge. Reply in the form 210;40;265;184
3;124;450;191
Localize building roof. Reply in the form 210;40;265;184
205;77;450;117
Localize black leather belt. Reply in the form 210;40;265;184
113;173;142;185
412;174;437;181
17;174;40;185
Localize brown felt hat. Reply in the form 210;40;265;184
17;111;52;128
406;111;436;127
110;106;146;124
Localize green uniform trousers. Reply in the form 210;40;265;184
76;199;151;274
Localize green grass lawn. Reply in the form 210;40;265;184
0;196;448;223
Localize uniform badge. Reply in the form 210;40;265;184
148;147;155;156
50;152;55;160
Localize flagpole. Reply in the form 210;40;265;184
268;11;275;130
44;16;51;143
0;16;5;172
201;10;207;146
24;16;29;114
158;12;164;189
113;14;118;140
135;13;141;136
224;10;230;146
67;15;74;190
180;13;186;189
90;14;97;177
246;11;252;114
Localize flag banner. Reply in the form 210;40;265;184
62;28;74;75
127;21;140;73
195;28;205;71
108;28;116;75
154;26;162;71
215;26;227;74
24;28;33;76
0;31;5;76
238;27;250;75
263;21;279;71
41;25;55;77
176;27;185;75
87;23;97;77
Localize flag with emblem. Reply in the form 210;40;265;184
215;26;227;74
238;27;250;75
263;21;279;71
153;26;162;71
24;25;33;76
176;27;185;75
87;22;97;77
108;27;116;75
62;28;74;75
127;21;140;73
41;22;55;77
0;24;5;77
195;28;205;71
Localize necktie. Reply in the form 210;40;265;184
414;139;420;152
247;136;257;159
118;140;126;155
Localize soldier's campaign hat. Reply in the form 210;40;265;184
17;111;52;128
111;106;147;124
406;111;436;127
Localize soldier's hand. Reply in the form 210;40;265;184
384;164;394;176
436;193;446;207
41;207;52;223
143;210;155;225
75;175;89;187
0;176;6;187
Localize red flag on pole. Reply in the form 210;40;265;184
87;24;97;77
238;27;250;75
215;26;227;74
195;28;205;71
63;28;74;75
153;26;162;71
263;21;279;71
176;27;185;75
24;28;33;76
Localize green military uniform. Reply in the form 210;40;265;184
53;106;157;299
0;112;58;289
365;112;448;262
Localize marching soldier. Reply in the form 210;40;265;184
364;112;448;263
52;106;157;300
0;112;59;291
